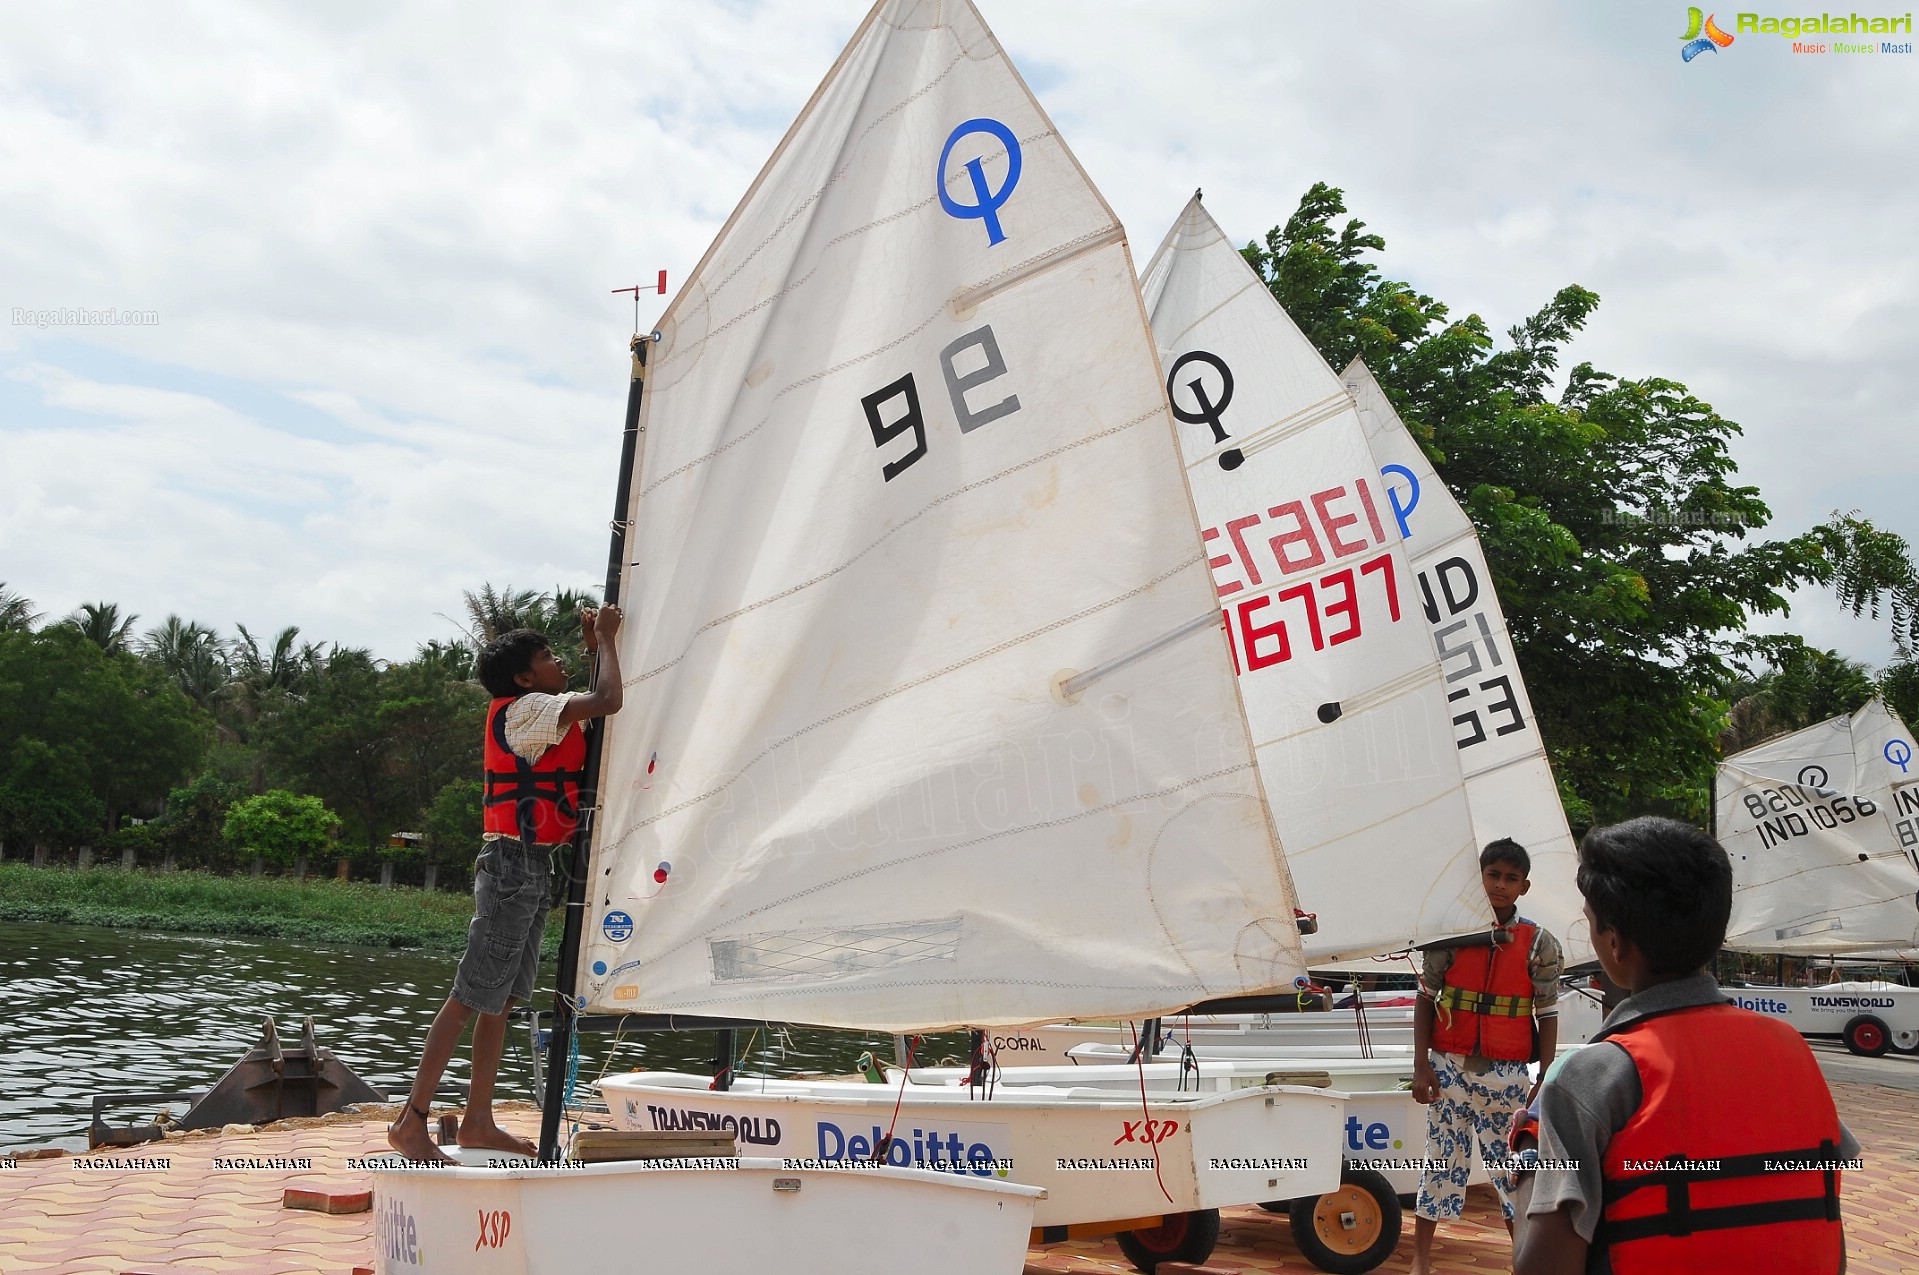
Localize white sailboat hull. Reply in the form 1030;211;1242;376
1723;981;1919;1051
959;1057;1491;1198
600;1072;1344;1228
998;989;1606;1067
370;1153;1042;1275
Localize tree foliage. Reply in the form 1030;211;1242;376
0;627;206;849
0;583;41;633
1247;183;1919;823
222;789;338;870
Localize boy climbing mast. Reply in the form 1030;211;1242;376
387;605;623;1164
1410;838;1563;1274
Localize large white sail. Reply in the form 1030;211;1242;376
1342;359;1593;965
574;0;1305;1031
1717;698;1919;955
1140;198;1484;963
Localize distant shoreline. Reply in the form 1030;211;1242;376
0;863;559;956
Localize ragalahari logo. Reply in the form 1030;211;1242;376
1682;7;1737;58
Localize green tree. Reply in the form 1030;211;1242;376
0;583;41;633
222;624;323;793
264;648;413;862
422;778;483;891
142;615;229;707
0;627;206;849
1881;657;1919;734
1245;184;1919;823
158;770;247;871
61;601;140;654
223;789;338;877
1721;647;1877;753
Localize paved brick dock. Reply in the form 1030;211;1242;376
3;1080;1916;1274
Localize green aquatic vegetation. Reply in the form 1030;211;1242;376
0;862;561;956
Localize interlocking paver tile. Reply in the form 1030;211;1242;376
7;1085;1919;1273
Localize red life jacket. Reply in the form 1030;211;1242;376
482;696;588;845
1597;1002;1844;1274
1431;921;1537;1060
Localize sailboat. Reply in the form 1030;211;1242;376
1714;698;1919;1054
377;0;1346;1271
1138;193;1484;964
1342;359;1592;966
971;199;1606;1272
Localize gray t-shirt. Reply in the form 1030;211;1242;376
1527;971;1859;1273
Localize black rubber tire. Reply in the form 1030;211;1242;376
1115;1209;1222;1273
1844;1013;1892;1057
1287;1167;1403;1274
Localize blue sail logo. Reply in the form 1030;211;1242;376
938;119;1023;245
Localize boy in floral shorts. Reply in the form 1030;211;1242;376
1409;838;1563;1275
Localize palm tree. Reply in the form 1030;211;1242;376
142;616;230;705
0;584;41;633
226;625;325;792
1721;646;1876;754
62;601;139;653
461;584;547;644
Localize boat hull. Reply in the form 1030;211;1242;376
600;1071;1344;1227
370;1152;1042;1275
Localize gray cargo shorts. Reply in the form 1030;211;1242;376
450;837;554;1015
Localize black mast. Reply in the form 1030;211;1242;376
538;331;649;1162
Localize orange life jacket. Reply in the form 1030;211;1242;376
482;696;588;845
1597;1002;1844;1274
1431;920;1537;1060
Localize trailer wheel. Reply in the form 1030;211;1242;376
1287;1167;1402;1274
1844;1014;1891;1057
1115;1209;1220;1272
1893;1028;1919;1054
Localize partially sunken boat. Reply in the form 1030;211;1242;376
376;1;1344;1271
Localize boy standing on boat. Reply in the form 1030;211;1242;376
387;609;623;1164
1514;817;1854;1275
1410;838;1563;1275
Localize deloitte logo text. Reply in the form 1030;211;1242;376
815;1120;1010;1178
1682;8;1737;58
1730;994;1789;1014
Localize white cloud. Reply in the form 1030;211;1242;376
2;0;1913;670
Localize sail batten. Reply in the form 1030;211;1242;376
576;0;1304;1032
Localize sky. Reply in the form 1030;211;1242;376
2;1;1913;668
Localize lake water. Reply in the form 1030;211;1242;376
0;922;961;1151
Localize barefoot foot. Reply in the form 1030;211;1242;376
386;1102;456;1166
456;1118;537;1158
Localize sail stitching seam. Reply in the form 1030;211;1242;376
600;550;1211;848
704;48;970;303
671;125;1060;375
628;404;1164;686
645;767;1262;969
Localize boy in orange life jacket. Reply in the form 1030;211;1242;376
1514;817;1856;1275
1410;838;1563;1275
386;608;624;1164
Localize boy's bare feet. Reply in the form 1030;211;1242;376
386;1101;456;1165
456;1114;537;1158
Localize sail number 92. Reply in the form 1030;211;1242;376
863;324;1021;482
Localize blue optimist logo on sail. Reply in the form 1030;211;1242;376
938;119;1022;245
815;1117;1013;1177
